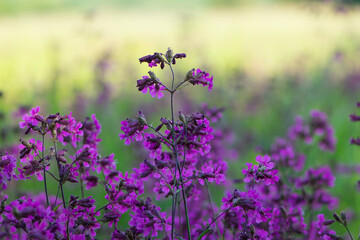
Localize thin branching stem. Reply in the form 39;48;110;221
54;141;66;208
205;180;221;238
53;184;60;210
344;225;354;240
170;62;178;239
204;205;233;230
169;63;191;240
45;170;60;182
80;172;85;199
42;133;49;206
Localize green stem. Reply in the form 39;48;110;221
344;225;354;240
205;205;233;230
205;180;221;238
42;133;49;206
169;63;191;240
45;170;60;182
80;172;85;198
54;142;66;208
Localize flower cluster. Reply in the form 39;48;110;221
0;153;17;190
19;107;84;147
119;111;148;145
187;68;214;92
137;75;167;99
139;49;186;69
288;110;336;152
242;155;279;185
1;48;355;240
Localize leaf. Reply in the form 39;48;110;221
196;228;211;240
53;203;62;212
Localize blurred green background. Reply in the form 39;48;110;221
1;0;360;237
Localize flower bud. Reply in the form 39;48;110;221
323;219;335;225
139;170;152;178
144;159;157;171
58;156;67;163
250;224;255;237
333;212;343;224
35;115;45;123
185;69;195;81
340;211;347;226
350;138;360;145
77;198;94;208
155;123;163;132
325;233;344;240
165;48;173;63
138;115;148;126
155;159;167;169
148;71;157;81
144;210;154;219
51;128;57;142
25;126;32;135
58;119;69;125
0;198;5;211
155;52;167;63
179;111;186;124
19;139;32;148
173;53;186;65
350;114;360;122
280;206;287;217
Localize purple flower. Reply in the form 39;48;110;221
137;76;167;99
255;155;274;169
82;114;102;149
197;161;225;185
129;198;171;238
143;134;162;158
350;114;360;122
188;69;214;92
149;84;166;99
19;106;40;129
0;153;17;190
57;112;84;147
318;126;336;152
271;138;305;171
19;138;43;163
119;113;148;145
139;53;163;68
288;116;312;143
200;103;224;123
242;155;279;185
242;163;256;183
310;110;329;135
296;166;335;188
139;50;186;68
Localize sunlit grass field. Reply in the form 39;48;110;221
1;2;360;236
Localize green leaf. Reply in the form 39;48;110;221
196;228;211;240
53;203;62;212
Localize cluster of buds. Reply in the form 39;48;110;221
139;48;186;69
